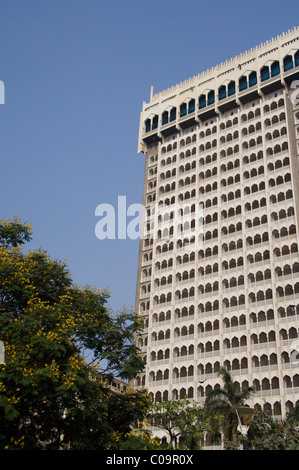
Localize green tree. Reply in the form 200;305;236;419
149;399;182;447
0;217;146;450
286;401;299;428
174;399;210;450
107;415;161;450
204;367;255;447
246;407;299;450
149;397;211;449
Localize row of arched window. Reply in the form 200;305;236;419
152;281;299;306
146;392;298;424
159;107;284;155
157;167;291;198
157;156;290;192
150;304;298;325
154;257;298;285
154;260;298;289
156;111;285;177
137;309;298;348
148;367;299;390
144;53;297;133
147;345;296;364
148;304;298;328
161;127;288;166
154;232;297;258
160;152;289;188
149;325;298;349
152;281;298;311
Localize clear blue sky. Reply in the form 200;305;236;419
0;0;298;312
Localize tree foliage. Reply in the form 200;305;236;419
245;407;299;450
205;369;299;450
204;367;255;446
0;217;148;450
149;397;214;449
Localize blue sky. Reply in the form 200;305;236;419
0;0;299;312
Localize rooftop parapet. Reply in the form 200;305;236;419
149;26;299;104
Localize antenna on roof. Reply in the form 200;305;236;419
150;85;154;101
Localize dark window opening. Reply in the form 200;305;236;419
199;95;206;109
170;107;176;122
219;85;226;100
162;111;168;126
261;66;270;82
284;55;294;72
188;99;195;114
239;76;247;91
228;81;236;96
249;71;257;87
180;103;187;117
271;61;280;77
208;90;215;105
152;115;158;130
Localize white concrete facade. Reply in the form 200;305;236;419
133;27;299;421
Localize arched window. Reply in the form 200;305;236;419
199;94;206;109
261;65;270;82
271;61;280;77
228;81;236;96
145;119;151;133
295;51;299;67
219;85;226;100
162;111;169;126
180;103;187;117
152;115;158;130
170;107;176;122
239;76;247;91
208;90;215;105
188;99;195;114
284;55;294;71
249;71;257;87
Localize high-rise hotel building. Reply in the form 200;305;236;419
133;27;299;419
